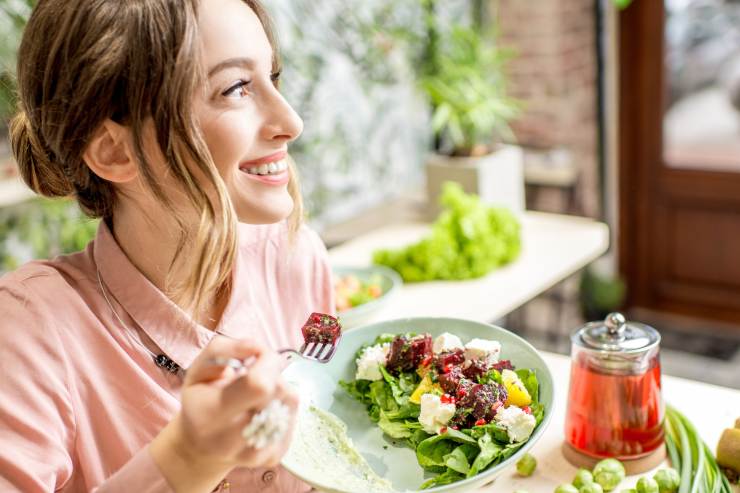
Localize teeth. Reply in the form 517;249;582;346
245;159;288;176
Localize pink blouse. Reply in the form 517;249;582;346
0;219;335;492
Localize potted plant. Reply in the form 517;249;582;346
415;6;524;217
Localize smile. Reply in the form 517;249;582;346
240;159;289;176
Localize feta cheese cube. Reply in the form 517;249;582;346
433;332;464;354
355;343;390;381
464;338;501;364
494;405;536;443
419;393;456;434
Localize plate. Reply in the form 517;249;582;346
282;317;555;493
333;265;403;329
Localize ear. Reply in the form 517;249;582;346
82;119;138;183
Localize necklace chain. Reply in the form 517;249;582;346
96;267;184;375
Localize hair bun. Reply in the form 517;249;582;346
9;110;74;198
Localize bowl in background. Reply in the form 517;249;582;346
333;265;402;329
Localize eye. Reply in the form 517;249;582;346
222;79;251;98
270;70;281;87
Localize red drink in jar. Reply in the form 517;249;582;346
565;313;664;460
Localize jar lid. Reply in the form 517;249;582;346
575;312;660;353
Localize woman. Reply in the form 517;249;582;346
0;0;334;491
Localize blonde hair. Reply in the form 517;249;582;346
9;0;303;318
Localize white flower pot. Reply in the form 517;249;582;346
425;145;525;217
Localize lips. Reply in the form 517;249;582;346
238;151;290;186
239;150;287;167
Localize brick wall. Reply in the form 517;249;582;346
495;0;600;218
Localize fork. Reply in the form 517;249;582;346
209;333;342;372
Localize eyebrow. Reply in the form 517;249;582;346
207;57;256;78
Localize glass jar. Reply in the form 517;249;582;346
564;312;664;459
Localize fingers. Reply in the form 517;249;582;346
232;381;300;468
220;350;284;418
185;336;265;386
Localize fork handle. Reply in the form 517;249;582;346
207;348;298;373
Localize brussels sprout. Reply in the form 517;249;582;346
653;469;680;493
573;468;595;488
580;483;604;493
555;484;580;493
620;490;637;493
636;477;659;493
516;453;537;477
593;458;626;491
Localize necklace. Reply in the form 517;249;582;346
96;267;184;375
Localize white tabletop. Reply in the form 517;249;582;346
329;211;610;324
481;351;740;492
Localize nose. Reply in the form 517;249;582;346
260;88;303;144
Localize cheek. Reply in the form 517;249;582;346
201;113;258;176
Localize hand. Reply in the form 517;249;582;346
150;337;299;493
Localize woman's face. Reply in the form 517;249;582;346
195;0;303;224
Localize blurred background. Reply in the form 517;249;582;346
1;0;739;388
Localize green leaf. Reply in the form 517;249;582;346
467;433;503;477
444;444;477;475
420;469;465;489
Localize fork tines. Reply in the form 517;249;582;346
299;339;339;363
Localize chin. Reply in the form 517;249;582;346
234;194;294;225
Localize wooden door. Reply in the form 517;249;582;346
618;0;740;326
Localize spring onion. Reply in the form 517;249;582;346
664;405;733;493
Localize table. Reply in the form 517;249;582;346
328;211;610;323
485;351;740;492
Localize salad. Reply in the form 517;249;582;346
335;273;384;312
341;331;545;489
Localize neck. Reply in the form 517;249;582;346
110;202;228;331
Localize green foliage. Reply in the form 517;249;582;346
0;0;35;124
419;25;519;155
612;0;634;9
580;266;627;321
373;182;521;282
0;198;99;271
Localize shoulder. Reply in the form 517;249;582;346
1;252;91;311
0;256;89;359
0;266;74;403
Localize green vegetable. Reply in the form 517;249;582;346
664;405;733;493
373;182;521;282
555;484;580;493
636;477;659;493
621;490;637;493
516;453;537;477
580;483;604;493
573;468;595;488
653;468;680;493
593;458;626;492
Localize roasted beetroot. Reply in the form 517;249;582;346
462;359;490;380
434;349;465;371
451;382;507;428
438;365;466;394
491;360;515;372
386;333;432;374
301;312;342;345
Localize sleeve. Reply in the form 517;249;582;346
0;281;77;492
91;446;171;493
0;280;173;493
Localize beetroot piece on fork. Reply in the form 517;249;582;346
301;312;342;345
